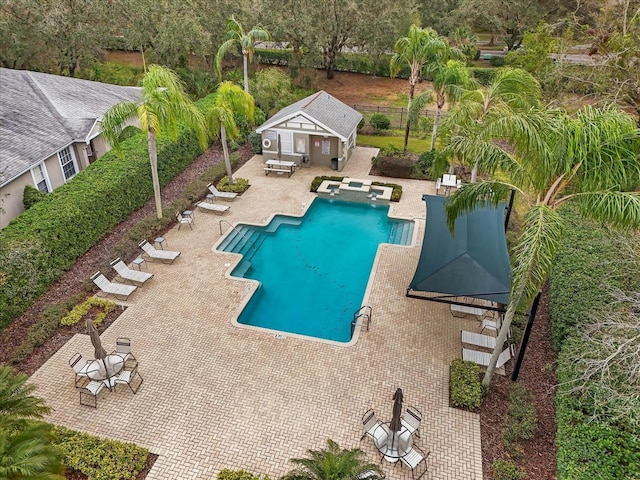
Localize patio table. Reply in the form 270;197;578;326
86;354;124;390
372;422;414;463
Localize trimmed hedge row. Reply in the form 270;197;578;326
551;205;640;479
0;94;217;331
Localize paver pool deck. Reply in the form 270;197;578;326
30;147;483;480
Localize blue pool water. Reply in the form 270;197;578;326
217;198;413;342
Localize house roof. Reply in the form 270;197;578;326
256;91;362;141
0;68;141;187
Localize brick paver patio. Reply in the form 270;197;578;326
29;147;483;480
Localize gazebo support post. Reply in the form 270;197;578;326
511;290;541;381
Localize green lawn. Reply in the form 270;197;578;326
358;134;431;154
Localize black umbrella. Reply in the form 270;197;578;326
390;387;404;432
87;318;106;360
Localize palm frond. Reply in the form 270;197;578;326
99;101;139;154
214;39;239;79
0;366;50;421
573;191;640;229
511;205;565;306
445;181;516;232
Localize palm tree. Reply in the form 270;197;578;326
101;65;208;219
206;81;255;185
427;59;476;150
441;67;541;181
390;24;442;154
0;366;64;479
282;439;383;480
215;15;271;93
445;104;640;387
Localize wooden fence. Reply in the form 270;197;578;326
353;104;440;129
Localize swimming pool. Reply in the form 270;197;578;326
217;198;414;343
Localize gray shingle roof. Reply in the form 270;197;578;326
0;68;141;186
257;91;362;140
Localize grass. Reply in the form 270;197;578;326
358;134;431;154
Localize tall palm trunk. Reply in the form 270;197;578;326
403;83;415;154
471;162;479;183
148;128;163;219
430;105;443;151
242;52;249;92
221;125;234;184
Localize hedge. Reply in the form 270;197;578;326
0;94;217;331
551;205;640;479
449;359;482;410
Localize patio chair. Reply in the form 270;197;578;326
69;353;91;388
138;240;180;264
400;445;430;480
175;211;194;230
357;469;385;480
463;344;515;369
361;408;382;441
195;200;230;215
461;330;498;350
114;364;143;394
90;272;137;301
207;183;238;201
110;258;154;286
401;405;422;438
79;380;106;408
111;337;136;364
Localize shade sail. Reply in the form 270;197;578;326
407;195;511;305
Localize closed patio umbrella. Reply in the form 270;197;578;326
390;387;403;432
87;318;106;360
277;134;282;161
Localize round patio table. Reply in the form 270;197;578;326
372;422;414;463
86;355;124;390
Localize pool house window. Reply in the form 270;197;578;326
58;146;77;181
31;164;50;193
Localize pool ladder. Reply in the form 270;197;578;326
219;220;258;253
352;305;372;332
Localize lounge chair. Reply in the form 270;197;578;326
461;330;498;350
207;183;238;201
110;258;154;286
90;272;137;300
195;200;230;215
463;344;515;369
175;211;194;230
138;240;180;264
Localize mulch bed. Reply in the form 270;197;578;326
0;143;557;479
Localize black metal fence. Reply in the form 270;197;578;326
353;104;440;129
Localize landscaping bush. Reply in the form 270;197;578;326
22;184;47;210
217;469;269;480
51;425;148;480
413;150;438;179
470;67;496;86
371;181;402;202
490;56;507;67
449;359;482;410
0;93;217;331
247;131;263;154
60;297;117;326
492;459;526;480
370;113;391;130
310;175;344;192
217;176;250;194
503;383;537;457
376;156;414;178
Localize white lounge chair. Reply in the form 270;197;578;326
461;330;497;350
90;272;137;300
138;240;180;264
195;200;230;215
463;344;515;369
175;211;194;230
207;183;238;201
110;258;154;286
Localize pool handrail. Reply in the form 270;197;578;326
219;220;257;253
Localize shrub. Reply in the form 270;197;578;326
450;359;482;410
490;56;507;67
217;176;250;194
413;150;438;178
371;182;402;202
51;425;148;480
503;383;537;456
247;131;263;154
217;469;268;480
370;113;391;130
61;297;117;326
470;67;496;86
492;460;526;480
376;156;414;178
357;117;365;130
22;185;47;210
310;175;344;192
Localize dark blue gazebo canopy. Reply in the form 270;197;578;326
407;195;511;306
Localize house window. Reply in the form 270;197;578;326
294;138;307;154
31;164;50;193
58;146;77;181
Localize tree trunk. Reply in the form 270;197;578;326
325;51;336;80
148;129;163;219
221;125;234;184
482;298;518;387
403;83;415;154
243;54;249;93
430;107;442;151
471;162;479;183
